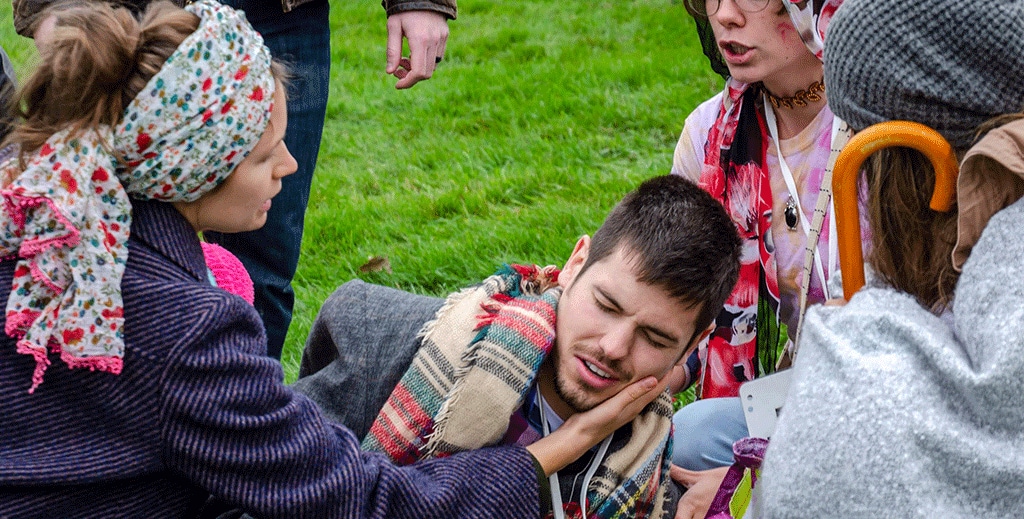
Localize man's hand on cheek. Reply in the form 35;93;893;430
526;375;669;475
568;374;670;441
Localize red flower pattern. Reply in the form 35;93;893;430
136;132;152;152
696;80;782;399
62;328;84;345
59;170;77;193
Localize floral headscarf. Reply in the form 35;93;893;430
690;0;845;398
0;0;275;392
782;0;843;60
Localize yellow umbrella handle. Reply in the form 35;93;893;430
832;121;959;300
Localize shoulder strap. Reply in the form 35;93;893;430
791;118;853;361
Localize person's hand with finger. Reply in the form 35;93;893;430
385;10;449;89
671;465;729;519
526;375;671;475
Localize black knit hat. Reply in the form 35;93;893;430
824;0;1024;150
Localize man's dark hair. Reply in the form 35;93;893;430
579;175;741;344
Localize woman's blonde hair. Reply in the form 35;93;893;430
6;1;200;156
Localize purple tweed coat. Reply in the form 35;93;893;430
0;199;541;518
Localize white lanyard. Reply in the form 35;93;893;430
763;96;837;297
826;116;841;291
537;391;613;519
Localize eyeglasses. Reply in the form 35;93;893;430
686;0;773;17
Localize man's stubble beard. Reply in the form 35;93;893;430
549;344;632;415
552;368;598;414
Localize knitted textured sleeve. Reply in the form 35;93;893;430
156;291;542;519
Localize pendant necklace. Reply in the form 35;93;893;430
763;93;838;296
785;196;799;231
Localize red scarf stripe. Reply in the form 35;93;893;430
488;304;556;352
367;384;431;462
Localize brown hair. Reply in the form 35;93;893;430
861;110;1024;313
579;175;742;346
862;147;960;312
5;1;200;157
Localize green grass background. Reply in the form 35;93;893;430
0;0;722;382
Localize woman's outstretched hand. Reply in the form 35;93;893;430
525;370;674;475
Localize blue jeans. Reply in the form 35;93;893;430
0;44;15;142
672;396;749;471
207;0;330;358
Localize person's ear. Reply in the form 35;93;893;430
558;235;590;289
674;351;689;367
678;323;713;364
696;324;713;345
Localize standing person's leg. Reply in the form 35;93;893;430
207;0;330;358
0;45;16;143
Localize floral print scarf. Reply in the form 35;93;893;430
0;0;274;392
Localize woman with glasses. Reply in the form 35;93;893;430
668;1;849;515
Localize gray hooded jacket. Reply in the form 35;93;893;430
759;196;1024;517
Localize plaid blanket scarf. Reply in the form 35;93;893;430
363;264;675;519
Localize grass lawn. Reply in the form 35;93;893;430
0;0;722;382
